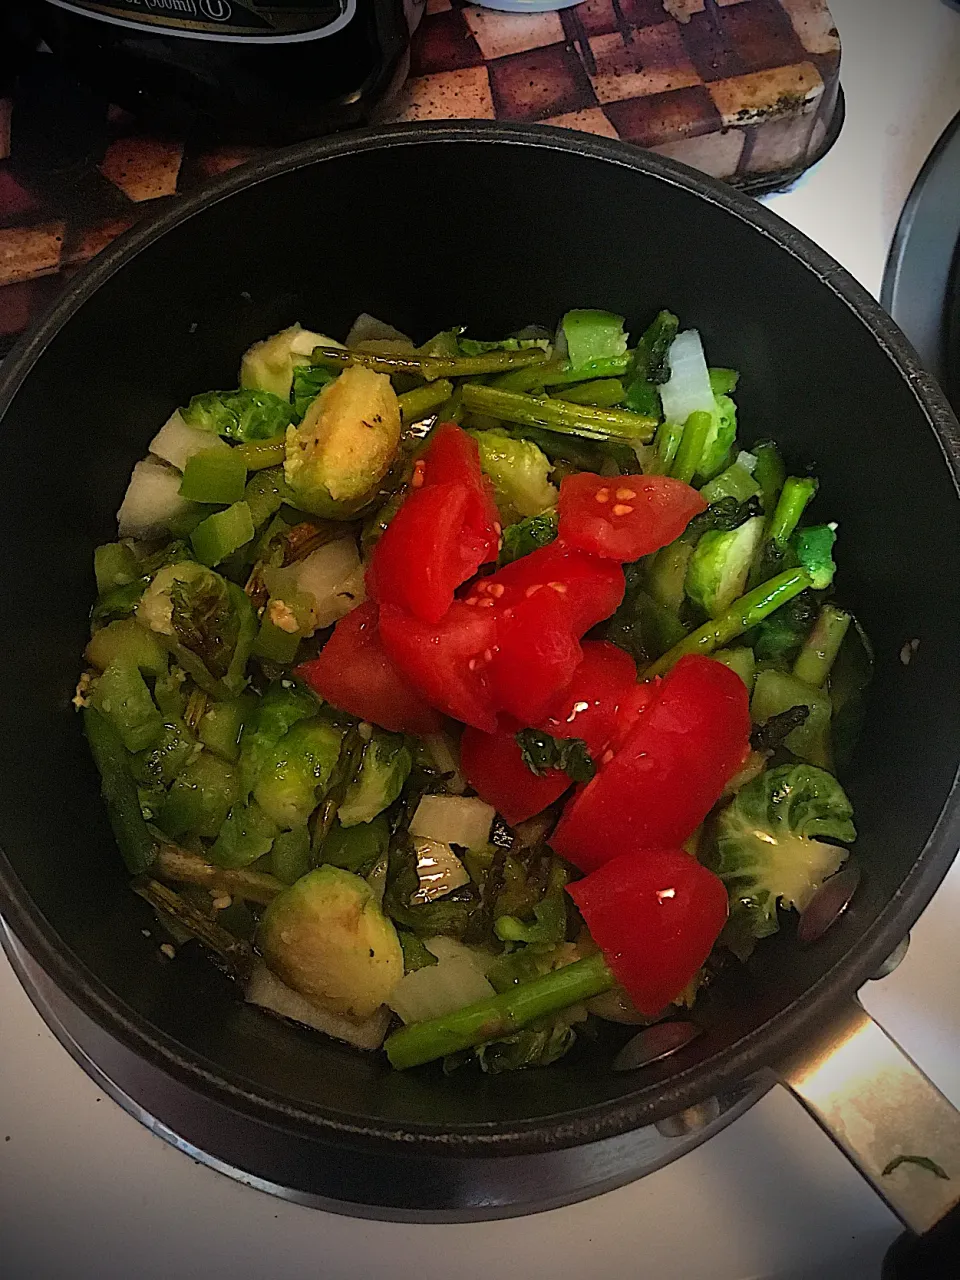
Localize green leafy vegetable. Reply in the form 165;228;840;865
749;705;810;753
210;799;278;869
711;764;856;946
683;496;762;541
792;524;837;591
291;364;339;421
238;680;319;794
623;309;679;414
751;669;833;767
321;814;391;874
182;388;295;443
398;930;440;972
753;590;820;665
137;562;256;696
499;510;559;564
338;732;412;828
475;1020;577;1073
469;429;557;522
515;728;595;783
685;516;765;618
494;891;567;947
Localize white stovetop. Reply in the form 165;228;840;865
4;2;960;1276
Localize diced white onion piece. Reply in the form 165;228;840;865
736;450;758;474
289;538;363;629
117;456;193;538
659;330;715;426
423;732;466;795
388;937;495;1025
148;410;230;471
288;327;338;357
246;960;391;1050
346;313;412;347
410;837;470;904
409;794;495;850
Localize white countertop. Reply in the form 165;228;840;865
4;2;960;1276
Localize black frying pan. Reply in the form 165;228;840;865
1;123;960;1258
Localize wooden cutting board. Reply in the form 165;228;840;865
0;0;839;354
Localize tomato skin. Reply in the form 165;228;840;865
367;482;471;624
421;422;501;557
567;848;729;1016
538;640;637;757
296;602;443;735
611;679;658;750
551;655;751;872
369;426;500;624
460;725;569;825
488;588;583;724
463;542;625;636
558;472;707;561
378;601;498;732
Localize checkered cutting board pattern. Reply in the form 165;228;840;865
0;0;838;355
389;0;840;177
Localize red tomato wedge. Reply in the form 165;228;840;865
558;472;707;561
538;640;637;758
460;725;569;825
368;425;500;624
463;542;625;636
487;588;583;724
367;482;471;624
567;848;729;1016
551;656;751;872
611;678;658;750
378;601;498;732
419;422;500;558
296;602;443;735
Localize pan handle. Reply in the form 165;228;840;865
775;999;960;1235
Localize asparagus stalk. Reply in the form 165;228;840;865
311;344;549;383
792;604;852;687
397;380;454;424
670;410;713;485
768;476;818;547
83;707;156;875
752;440;786;515
133;877;253;977
550;378;625;408
645;420;684;476
385;952;615;1069
460;383;656;444
493;354;632;394
644;568;813;677
155;843;284;904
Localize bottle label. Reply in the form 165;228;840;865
44;0;358;42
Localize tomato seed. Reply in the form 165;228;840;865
478;598;495;608
468;659;478;671
616;488;637;500
549;582;568;594
595;488;610;503
488;583;505;599
483;649;493;663
525;584;543;598
612;504;634;516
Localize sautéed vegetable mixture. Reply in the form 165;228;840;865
79;309;870;1072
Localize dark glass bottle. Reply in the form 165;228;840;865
21;0;420;143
